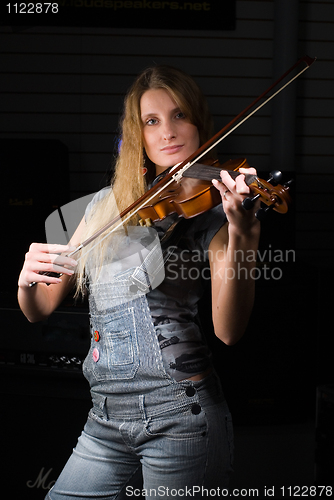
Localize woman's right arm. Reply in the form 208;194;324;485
18;216;86;323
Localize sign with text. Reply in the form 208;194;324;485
2;1;236;30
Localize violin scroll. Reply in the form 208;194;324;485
241;169;293;220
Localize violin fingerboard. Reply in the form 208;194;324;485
182;163;257;186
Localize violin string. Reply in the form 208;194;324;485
183;165;257;186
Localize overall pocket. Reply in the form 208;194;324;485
83;307;139;382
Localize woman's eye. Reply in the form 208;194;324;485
175;112;186;119
146;118;158;125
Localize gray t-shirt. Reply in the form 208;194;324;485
149;207;226;380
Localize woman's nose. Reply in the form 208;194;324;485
163;121;176;140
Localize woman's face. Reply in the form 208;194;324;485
140;88;200;175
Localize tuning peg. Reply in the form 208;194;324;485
242;194;261;210
267;170;282;185
283;179;294;188
255;204;275;221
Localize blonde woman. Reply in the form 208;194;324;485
18;66;260;499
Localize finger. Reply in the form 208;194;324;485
212;178;229;198
26;250;77;269
239;167;257;175
53;254;78;269
19;268;63;288
29;243;76;254
24;255;76;280
235;173;251;195
219;170;250;198
30;273;63;286
36;262;75;276
219;170;236;192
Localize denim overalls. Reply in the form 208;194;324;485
46;226;234;500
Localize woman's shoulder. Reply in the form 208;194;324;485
85;186;111;220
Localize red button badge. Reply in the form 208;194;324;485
92;348;99;363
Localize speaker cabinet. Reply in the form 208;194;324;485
0;365;91;498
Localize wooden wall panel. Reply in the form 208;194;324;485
295;1;334;265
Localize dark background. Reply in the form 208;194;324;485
1;0;333;496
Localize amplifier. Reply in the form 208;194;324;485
1;363;91;498
0;306;90;369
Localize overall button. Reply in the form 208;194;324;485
94;330;100;342
191;403;201;415
92;348;100;363
186;386;196;397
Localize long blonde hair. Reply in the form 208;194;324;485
75;65;214;295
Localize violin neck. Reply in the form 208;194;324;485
182;163;257;186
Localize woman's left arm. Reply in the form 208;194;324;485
209;168;261;345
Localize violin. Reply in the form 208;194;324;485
138;158;292;225
29;55;315;286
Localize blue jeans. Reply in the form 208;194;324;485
46;270;234;499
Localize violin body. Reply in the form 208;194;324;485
138;171;222;222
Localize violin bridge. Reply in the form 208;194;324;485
171;162;191;183
139;218;153;227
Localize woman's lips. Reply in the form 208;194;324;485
160;145;184;154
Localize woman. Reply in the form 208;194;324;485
18;66;260;499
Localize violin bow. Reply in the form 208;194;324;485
76;55;316;256
29;55;316;285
